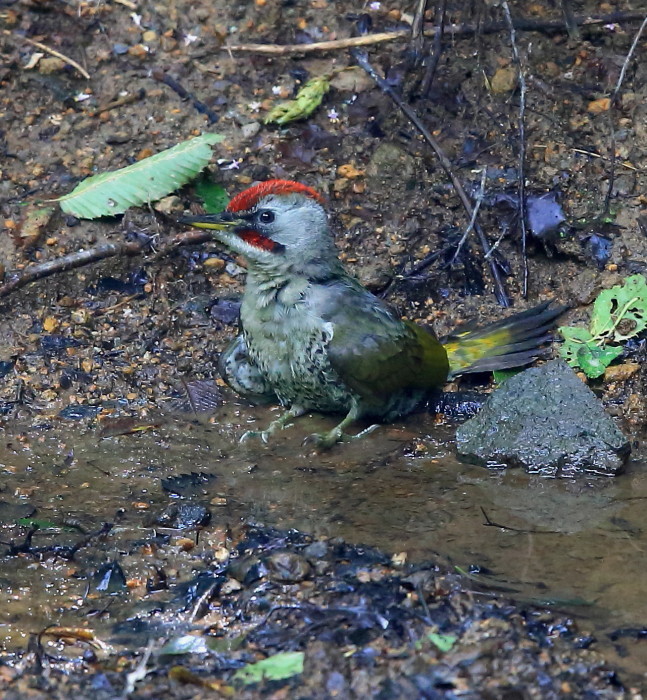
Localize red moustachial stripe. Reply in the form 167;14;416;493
239;229;284;252
227;179;324;213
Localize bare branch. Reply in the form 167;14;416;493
502;1;529;297
352;50;510;307
222;12;647;56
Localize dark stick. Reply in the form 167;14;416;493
481;507;559;535
150;68;219;124
377;247;445;299
602;15;647;216
450;168;487;265
351;49;510;307
410;0;428;45
559;0;580;40
502;2;529;298
0;230;216;299
420;0;447;95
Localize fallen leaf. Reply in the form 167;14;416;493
233;651;304;685
17;206;55;248
337;163;364;179
587;97;611;114
43;316;59;333
490;67;517;93
168;666;235;694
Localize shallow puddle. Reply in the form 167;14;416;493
1;403;646;682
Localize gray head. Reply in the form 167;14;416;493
181;180;340;275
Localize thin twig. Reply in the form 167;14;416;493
150;68;219;124
420;0;447;96
223;12;647;56
484;227;508;261
377;245;451;299
411;0;428;45
450;168;487;265
570;147;640;171
4;31;90;80
352;49;509;306
227;31;408;55
89;88;145;117
0;230;216;300
188;579;220;623
481;507;559;535
603;14;647;216
124;639;155;696
502;1;529;297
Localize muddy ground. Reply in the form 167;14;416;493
1;0;647;696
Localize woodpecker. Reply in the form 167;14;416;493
181;179;563;448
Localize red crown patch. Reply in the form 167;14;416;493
227;179;324;212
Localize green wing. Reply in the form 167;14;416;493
325;298;449;402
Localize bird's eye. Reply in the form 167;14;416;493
258;210;275;224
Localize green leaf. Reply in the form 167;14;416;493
16;517;59;530
57;133;224;219
576;343;624;379
264;76;330;125
558;326;594;343
558;326;593;367
492;368;522;384
427;632;457;652
233;651;304;685
194;177;229;213
590;274;647;342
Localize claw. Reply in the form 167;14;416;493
303;423;380;450
240;429;272;443
302;431;341;450
238;406;306;445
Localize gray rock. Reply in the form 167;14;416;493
241;122;261;139
151;503;211;529
266;551;312;583
455;360;630;477
366;142;415;184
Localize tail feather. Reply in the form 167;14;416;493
443;301;566;377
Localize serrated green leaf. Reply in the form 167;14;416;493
233;651;304;685
195;177;229;213
57;133;224;219
576;343;624;379
264;76;330;125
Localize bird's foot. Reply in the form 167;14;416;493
239;406;306;445
304;423;380;450
240;428;272;444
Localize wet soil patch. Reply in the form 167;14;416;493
0;522;629;698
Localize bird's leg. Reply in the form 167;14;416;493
240;405;306;444
305;405;380;450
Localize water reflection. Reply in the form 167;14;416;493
0;407;646;677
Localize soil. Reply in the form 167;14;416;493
1;0;647;697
